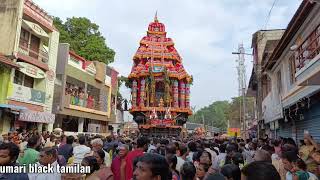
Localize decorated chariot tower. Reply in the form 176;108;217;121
128;14;192;136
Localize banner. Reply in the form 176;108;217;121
227;128;241;137
19;110;55;123
8;84;46;105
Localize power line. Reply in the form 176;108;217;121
264;0;279;29
256;0;279;45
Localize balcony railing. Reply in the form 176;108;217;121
65;94;106;112
295;25;320;70
19;38;49;63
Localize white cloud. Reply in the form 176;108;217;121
33;0;301;109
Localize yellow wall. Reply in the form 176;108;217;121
0;67;11;104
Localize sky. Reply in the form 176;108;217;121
33;0;301;112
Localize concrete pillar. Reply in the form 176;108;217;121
2;116;11;134
47;123;54;132
78;118;84;132
37;123;43;132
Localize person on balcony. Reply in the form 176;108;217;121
79;89;85;107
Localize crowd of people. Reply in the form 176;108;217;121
65;83;95;109
0;129;320;180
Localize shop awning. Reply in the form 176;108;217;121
0;104;28;110
22;20;49;40
0;54;20;69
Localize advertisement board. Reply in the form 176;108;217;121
227;128;241;137
8;84;46;105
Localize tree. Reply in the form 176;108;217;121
53;17;115;64
227;96;255;129
190;101;230;130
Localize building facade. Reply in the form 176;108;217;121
106;66;124;134
52;43;113;136
248;29;284;137
0;0;59;134
250;0;320;141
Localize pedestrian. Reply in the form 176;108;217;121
124;136;149;180
204;173;226;180
212;143;227;170
176;144;189;173
28;147;61;180
196;163;210;180
253;149;272;162
73;135;91;164
199;150;212;166
81;156;100;179
180;161;196;180
0;142;29;180
90;138;111;167
133;153;170;180
241;161;280;180
18;135;40;166
281;151;318;180
166;153;180;180
111;144;129;180
92;149;114;180
186;141;197;162
58;135;74;162
220;164;241;180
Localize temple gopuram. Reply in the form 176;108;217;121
128;14;192;137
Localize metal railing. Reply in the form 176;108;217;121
18;38;49;63
295;25;320;70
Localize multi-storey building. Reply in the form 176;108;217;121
0;0;59;133
52;43;113;136
106;66;124;134
248;30;284;137
250;0;320;141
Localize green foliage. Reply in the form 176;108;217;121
118;76;130;88
53;17;115;64
190;97;255;131
190;101;230;130
227;97;255;128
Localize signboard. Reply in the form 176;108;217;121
8;84;46;105
227;128;241;137
19;110;55;123
17;62;46;79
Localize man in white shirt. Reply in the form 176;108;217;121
90;138;111;167
28;147;61;180
73;136;91;164
176;144;189;173
212;143;227;170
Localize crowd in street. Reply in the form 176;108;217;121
0;129;320;180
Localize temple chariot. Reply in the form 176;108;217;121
128;14;192;137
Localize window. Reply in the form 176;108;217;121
19;28;30;49
14;70;34;88
289;54;296;84
277;71;282;94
